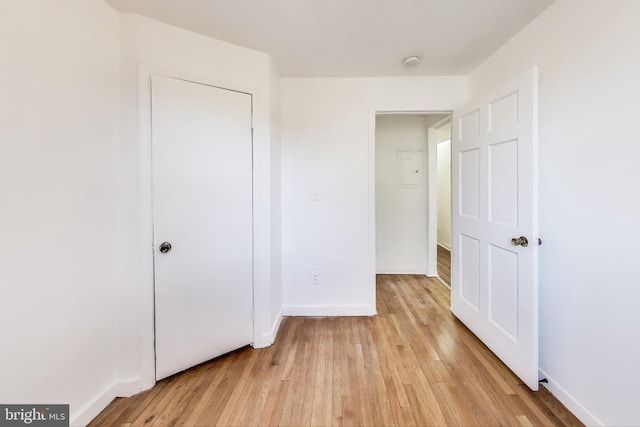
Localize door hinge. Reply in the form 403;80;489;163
250;115;254;129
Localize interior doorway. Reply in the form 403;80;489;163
374;112;451;281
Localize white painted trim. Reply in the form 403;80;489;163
367;109;378;316
71;378;145;427
376;269;428;275
283;305;376;317
377;111;449;116
538;369;603;427
437;242;452;251
431;115;452;129
253;309;283;348
435;276;451;290
428;119;453;276
374;109;452;115
137;65;158;389
137;64;269;386
427;126;439;277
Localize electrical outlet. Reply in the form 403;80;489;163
311;270;320;285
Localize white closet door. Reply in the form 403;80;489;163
151;75;253;380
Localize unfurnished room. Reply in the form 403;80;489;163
1;1;639;426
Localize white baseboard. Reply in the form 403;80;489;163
437;243;451;251
538;369;603;427
283;305;376;317
282;305;378;317
253;310;283;348
435;276;450;290
71;377;145;427
376;269;427;275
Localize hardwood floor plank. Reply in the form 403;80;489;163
321;326;334;426
309;323;327;426
399;406;417;427
531;386;583;427
289;325;315;426
364;327;395;427
338;319;351;400
299;318;321;427
240;347;277;426
256;326;294;426
437;245;451;285
195;349;253;426
174;357;233;426
517;414;535;427
439;382;488;426
88;396;130;427
129;375;186;426
90;275;583;427
331;319;343;421
149;368;202;426
105;380;172;426
354;343;375;426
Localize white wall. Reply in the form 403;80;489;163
436;138;451;250
281;77;467;315
469;1;640;425
0;0;121;424
0;9;283;424
375;115;429;274
116;14;282;397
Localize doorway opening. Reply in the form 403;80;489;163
373;112;452;285
432;117;452;286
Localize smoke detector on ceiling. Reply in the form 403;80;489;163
403;56;421;67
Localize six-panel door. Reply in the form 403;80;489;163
451;67;539;390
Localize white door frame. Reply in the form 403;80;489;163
135;65;263;391
367;108;452;313
427;115;453;278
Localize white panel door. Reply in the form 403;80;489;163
451;67;539;390
151;75;253;380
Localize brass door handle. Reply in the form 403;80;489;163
511;236;529;247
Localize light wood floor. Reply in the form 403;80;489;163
437;245;451;285
90;275;582;427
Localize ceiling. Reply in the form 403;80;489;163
104;0;555;77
